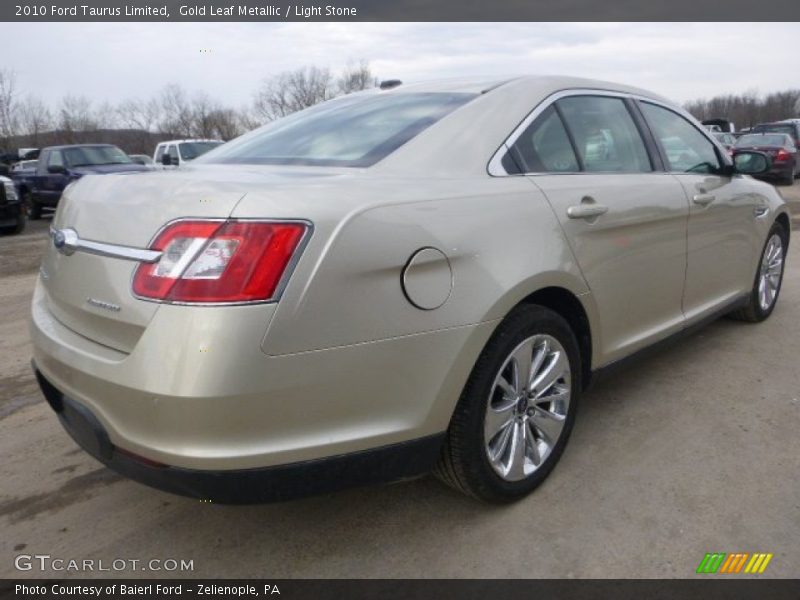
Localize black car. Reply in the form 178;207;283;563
0;175;25;235
752;120;800;149
733;133;798;185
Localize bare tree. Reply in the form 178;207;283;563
206;108;242;140
0;69;19;145
253;66;334;122
236;105;261;134
685;88;800;129
159;84;194;137
117;97;161;132
58;95;97;143
17;94;52;146
336;60;378;95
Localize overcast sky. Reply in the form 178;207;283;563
2;22;797;109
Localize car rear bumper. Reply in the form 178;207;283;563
35;365;445;503
31;275;496;495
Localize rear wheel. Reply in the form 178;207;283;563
730;222;787;322
434;305;581;502
24;193;42;220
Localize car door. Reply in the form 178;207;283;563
507;93;690;364
167;144;179;167
637;101;763;322
41;149;68;205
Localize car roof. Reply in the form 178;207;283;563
44;144;117;151
361;75;673;104
157;139;223;145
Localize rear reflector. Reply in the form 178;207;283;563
133;220;308;304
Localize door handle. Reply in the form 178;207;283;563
754;205;769;218
566;200;608;220
692;193;715;206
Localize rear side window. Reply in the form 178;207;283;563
556;96;652;173
640;102;722;174
48;151;64;169
201;92;475;168
510;105;579;173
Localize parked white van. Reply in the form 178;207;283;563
153;139;224;167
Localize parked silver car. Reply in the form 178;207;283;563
31;76;790;503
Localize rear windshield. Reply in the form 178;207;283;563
179;141;222;160
64;146;131;167
199;92;475;168
753;124;795;137
736;134;790;147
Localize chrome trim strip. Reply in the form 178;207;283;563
50;226;162;263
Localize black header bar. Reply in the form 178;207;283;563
3;0;800;22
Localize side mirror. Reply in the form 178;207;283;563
733;151;771;175
47;164;67;175
161;154;173;166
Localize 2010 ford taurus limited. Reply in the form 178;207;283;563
31;76;790;503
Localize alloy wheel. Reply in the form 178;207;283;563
758;233;784;312
484;334;571;482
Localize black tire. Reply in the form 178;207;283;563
0;213;26;235
434;304;581;503
729;221;788;323
24;192;42;220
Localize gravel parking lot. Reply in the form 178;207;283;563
2;184;799;579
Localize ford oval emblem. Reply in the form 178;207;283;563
52;228;79;256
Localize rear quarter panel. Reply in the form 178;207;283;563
242;176;591;357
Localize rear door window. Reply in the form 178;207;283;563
556;96;652;172
509;105;579;173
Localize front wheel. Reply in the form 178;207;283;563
434;305;581;503
0;212;26;235
24;193;42;220
730;222;787;322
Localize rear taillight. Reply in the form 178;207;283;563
775;149;790;162
133;220;308;304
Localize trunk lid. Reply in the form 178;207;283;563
42;170;249;353
41;166;352;353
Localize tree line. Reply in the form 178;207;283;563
0;61;377;156
3;65;799;158
684;89;800;129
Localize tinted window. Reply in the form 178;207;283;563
201;92;475;168
510;105;579;173
167;145;178;160
179;141;222;161
557;96;651;172
63;146;131;167
155;146;165;161
736;134;791;147
640;103;721;173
